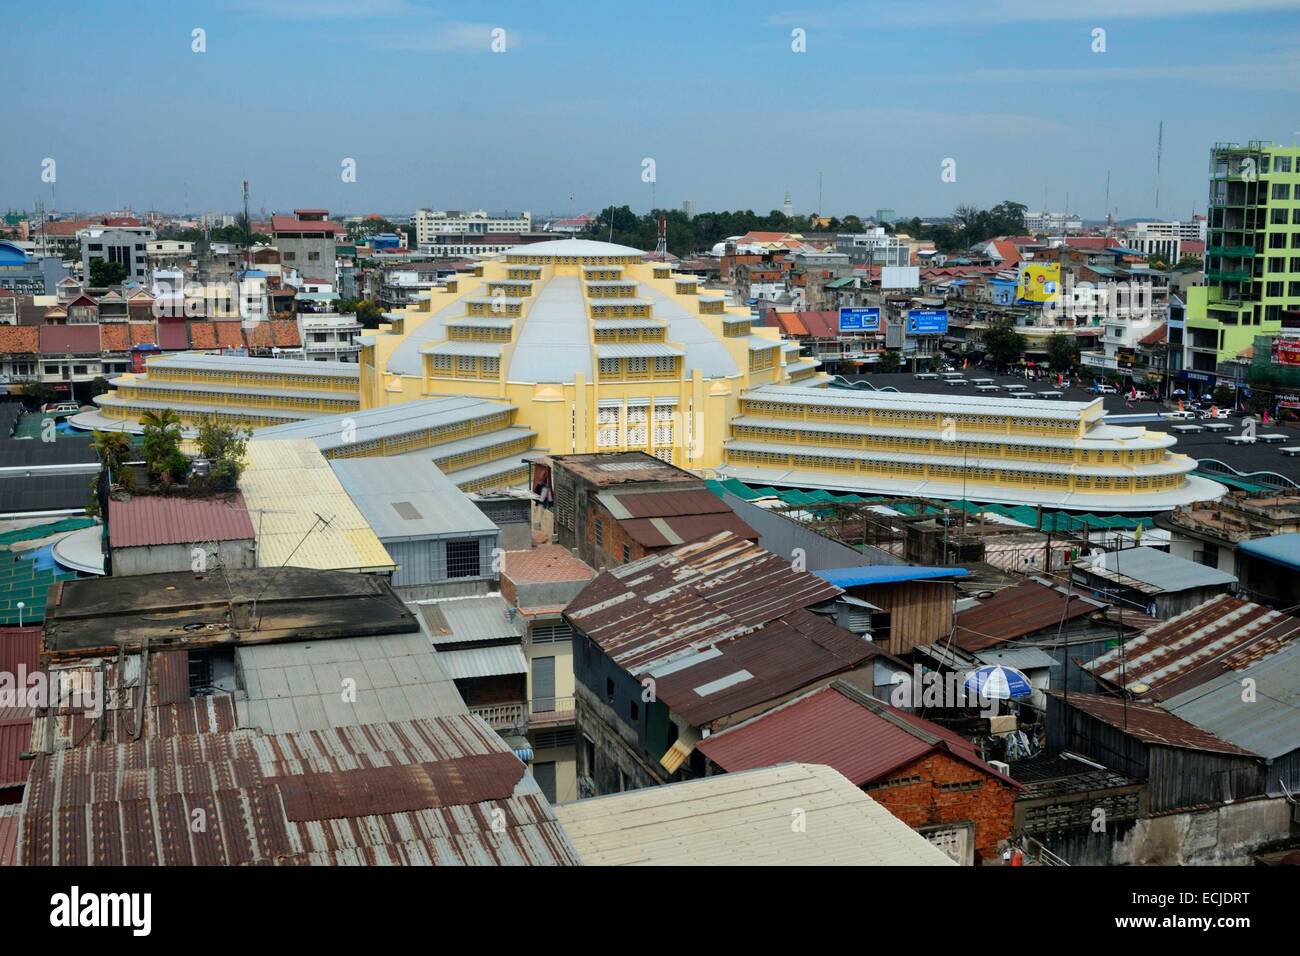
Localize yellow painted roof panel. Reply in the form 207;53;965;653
241;439;396;573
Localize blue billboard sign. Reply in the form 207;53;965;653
838;307;881;333
907;309;949;335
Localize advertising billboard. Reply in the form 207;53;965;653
839;307;881;333
1016;263;1062;304
906;309;949;335
881;266;920;290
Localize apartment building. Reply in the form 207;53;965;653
270;209;342;280
1187;142;1300;379
78;224;155;281
414;208;532;245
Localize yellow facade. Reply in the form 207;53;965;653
358;239;823;470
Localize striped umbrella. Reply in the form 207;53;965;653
964;664;1033;701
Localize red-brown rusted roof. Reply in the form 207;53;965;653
107;493;256;549
99;324;129;352
566;531;868;725
698;682;1022;788
39;324;100;354
1083;595;1300;701
954;578;1101;652
1049;691;1256;756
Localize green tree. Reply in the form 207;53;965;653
1046;334;1079;372
90;430;134;491
876;350;901;373
355;300;384;328
141;408;188;484
89;259;127;287
983;317;1026;369
88;376;112;398
18;380;55;408
196;417;249;491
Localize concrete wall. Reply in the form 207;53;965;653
112;538;255;576
1114;799;1294;865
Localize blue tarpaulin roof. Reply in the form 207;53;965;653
1237;533;1300;571
815;565;968;587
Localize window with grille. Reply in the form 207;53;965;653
445;539;481;578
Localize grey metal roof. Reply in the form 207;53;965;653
330;455;498;541
509;238;643;258
507;274;594;383
146;351;359;379
636;282;740;378
973;646;1057;671
422;340;503;357
445;316;515;329
591;318;667;330
745;384;1099;421
437;644;528;680
403;425;535;464
747;338;782;351
595;343;683;359
385;293;468;376
251;395;513;451
234;631;468;734
1077;547;1238;594
413;594;524;646
1162;640;1300;758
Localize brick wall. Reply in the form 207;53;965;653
864;751;1017;864
582;500;652;570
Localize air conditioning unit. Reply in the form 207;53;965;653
989;760;1011;775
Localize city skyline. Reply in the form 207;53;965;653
8;1;1300;218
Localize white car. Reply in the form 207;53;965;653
1200;408;1230;420
1095;384;1118;395
1162;410;1197;421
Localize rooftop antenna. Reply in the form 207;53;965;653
1155;120;1164;211
1103;170;1111;237
654;212;667;260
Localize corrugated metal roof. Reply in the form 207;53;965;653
955;578;1103;652
19;710;579;865
253;396;514;453
595;488;759;549
1237;532;1300;571
437;644;528;680
108;491;256;549
746;383;1097;421
553;763;955;866
973;646;1057;671
1050;691;1255;756
1083;595;1300;700
1074;547;1237;594
415;595;523;646
501;545;594;587
697;682;1021;788
330;456;497;541
240;440;395;573
594;343;683;359
147;351;359;379
1162;640;1300;759
815;565;968;587
566;531;870;725
235;632;468;734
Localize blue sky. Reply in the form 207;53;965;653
6;0;1300;221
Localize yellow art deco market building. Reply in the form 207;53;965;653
80;239;1222;511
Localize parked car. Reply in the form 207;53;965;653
1200;408;1230;420
1161;410;1197;421
1093;383;1118;395
41;402;82;416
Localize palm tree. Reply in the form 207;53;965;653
90;430;131;471
140;408;181;435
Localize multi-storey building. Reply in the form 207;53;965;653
719;386;1221;511
270;209;342;281
78;224;155;282
413;209;532;246
1187;142;1300;378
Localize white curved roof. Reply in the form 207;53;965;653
510;238;644;258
